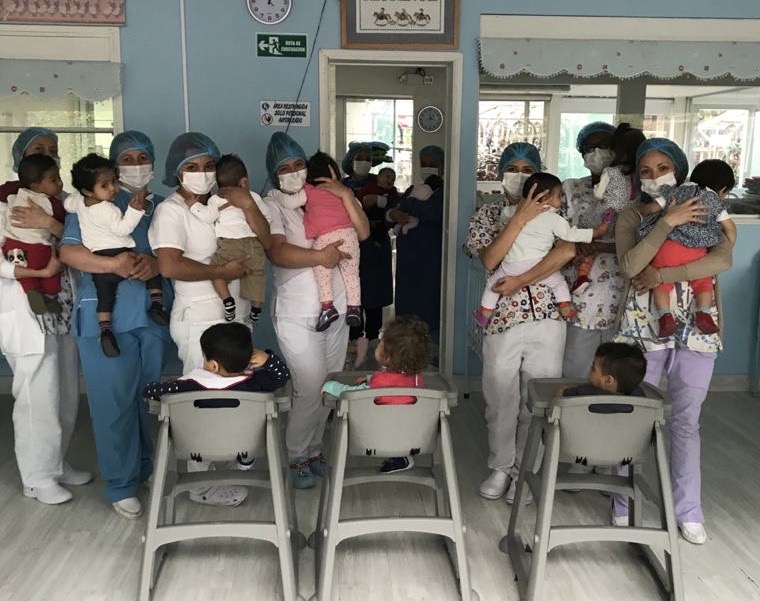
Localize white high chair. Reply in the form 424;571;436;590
501;378;683;601
139;388;306;601
310;371;479;601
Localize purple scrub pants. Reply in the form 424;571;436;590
613;348;715;524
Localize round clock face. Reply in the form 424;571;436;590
417;105;444;134
247;0;292;25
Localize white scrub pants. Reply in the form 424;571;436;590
7;334;80;489
562;324;616;379
482;319;565;477
274;315;349;460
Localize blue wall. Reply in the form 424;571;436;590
120;1;760;376
8;2;759;379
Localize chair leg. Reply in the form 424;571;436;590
267;416;300;601
525;422;561;601
439;414;474;601
434;439;451;519
139;420;170;601
631;464;644;529
654;425;684;601
313;415;349;601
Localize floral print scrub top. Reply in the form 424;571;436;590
466;199;561;337
561;175;628;331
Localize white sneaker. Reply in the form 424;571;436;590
59;463;93;486
23;483;73;505
679;522;707;545
505;477;533;506
113;497;142;519
189;485;248;507
479;470;509;500
612;515;629;527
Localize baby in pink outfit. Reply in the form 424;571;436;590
303;151;362;332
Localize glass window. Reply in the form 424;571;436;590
344;98;414;191
0;93;115;192
557;112;614;181
477;100;546;182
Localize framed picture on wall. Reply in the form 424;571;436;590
341;0;459;50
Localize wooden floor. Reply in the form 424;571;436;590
1;388;759;601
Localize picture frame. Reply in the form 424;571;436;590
341;0;459;50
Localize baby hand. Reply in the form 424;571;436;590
129;190;147;211
250;348;269;368
592;223;609;239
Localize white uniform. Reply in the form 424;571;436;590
2;188;54;245
0;206;79;489
148;192;245;373
265;194;349;460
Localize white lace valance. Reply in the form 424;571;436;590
0;59;121;101
480;38;760;81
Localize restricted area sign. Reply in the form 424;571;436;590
256;34;307;58
260;100;311;127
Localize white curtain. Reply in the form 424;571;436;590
0;59;121;101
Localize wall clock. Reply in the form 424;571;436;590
247;0;292;25
417;105;444;133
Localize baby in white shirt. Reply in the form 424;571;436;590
66;153;169;357
473;172;607;327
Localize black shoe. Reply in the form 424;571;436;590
100;330;121;357
148;303;170;326
222;296;236;322
380;456;414;474
346;305;362;328
316;305;339;332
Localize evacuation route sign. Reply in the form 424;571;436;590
256;33;307;58
260;100;311;127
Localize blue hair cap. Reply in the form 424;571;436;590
12;127;58;172
109;130;155;163
265;132;307;184
498;142;542;175
163;132;221;187
636;138;689;184
575;121;616;153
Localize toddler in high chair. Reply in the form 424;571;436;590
321;315;432;474
303;151;362;332
554;342;647;399
1;154;65;316
65;154;170;358
572;123;645;294
143;322;290;482
638;159;736;338
473;172;608;328
393;173;443;236
196;154;271;327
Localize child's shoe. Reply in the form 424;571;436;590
307;454;327;477
100;329;121;357
346;305;362;328
236;455;256;470
289;457;316;489
695;311;720;335
557;301;577;319
26;290;47;314
380;456;414;474
247;306;262;327
571;275;591;294
44;295;62;314
658;312;676;338
316;304;339;332
148;303;170;326
222;296;236;322
472;309;490;328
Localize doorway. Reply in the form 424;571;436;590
319;50;463;377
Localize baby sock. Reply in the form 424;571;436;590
223;296;236;322
248;306;262;326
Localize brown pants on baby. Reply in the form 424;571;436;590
210;237;266;303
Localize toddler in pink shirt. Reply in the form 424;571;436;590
303;151;361;332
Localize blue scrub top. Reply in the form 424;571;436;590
61;188;174;339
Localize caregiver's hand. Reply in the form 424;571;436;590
217;186;254;210
129;254;160;281
319;240;349;268
112;251;138;279
315;165;353;203
220;256;250;280
11;202;56;230
38;248;63;278
491;275;526;298
662;197;708;228
631;265;663;293
511;183;550;228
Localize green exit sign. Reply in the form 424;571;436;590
256;34;307;58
